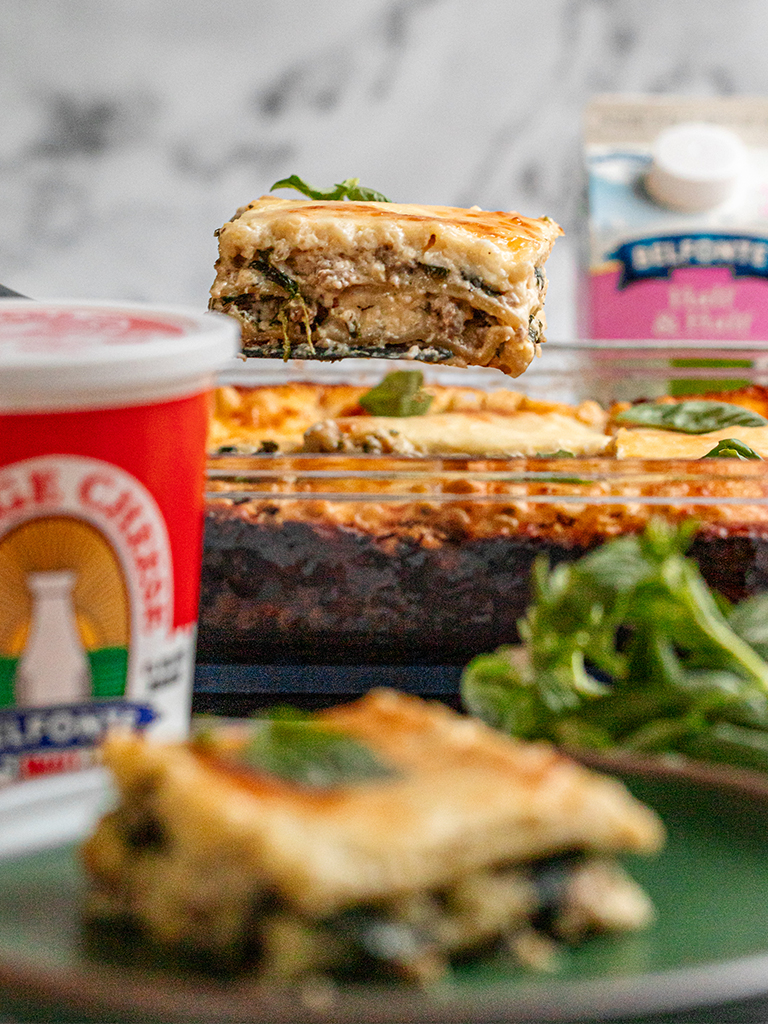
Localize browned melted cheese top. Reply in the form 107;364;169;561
231;197;561;260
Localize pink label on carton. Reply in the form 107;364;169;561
589;266;768;340
582;96;768;341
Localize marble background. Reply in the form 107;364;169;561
3;0;768;338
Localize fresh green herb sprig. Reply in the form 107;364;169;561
461;519;768;773
359;371;434;417
196;706;396;789
271;175;390;203
702;438;762;460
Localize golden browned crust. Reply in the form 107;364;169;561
209;382;368;452
206;463;768;548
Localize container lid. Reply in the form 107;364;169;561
0;299;241;412
645;121;747;212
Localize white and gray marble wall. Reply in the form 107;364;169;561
3;0;768;337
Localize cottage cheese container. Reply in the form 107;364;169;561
0;300;238;853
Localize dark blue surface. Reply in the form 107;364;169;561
194;663;463;696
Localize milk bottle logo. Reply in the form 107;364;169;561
0;511;132;712
15;570;93;707
581;95;768;342
0;456;175;712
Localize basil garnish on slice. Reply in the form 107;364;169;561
231;711;396;789
616;400;768;434
359;371;434;417
702;438;762;460
271;175;390;203
249;249;300;296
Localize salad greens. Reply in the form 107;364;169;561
271;175;390;203
359;370;434;417
614;400;767;433
461;519;768;773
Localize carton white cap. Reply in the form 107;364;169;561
645;121;747;213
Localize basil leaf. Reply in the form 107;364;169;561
702;438;762;460
341;180;391;202
239;717;396;789
359;371;434;417
271;175;390;202
271;175;341;200
615;400;768;433
249;250;299;296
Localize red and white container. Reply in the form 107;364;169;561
0;300;238;824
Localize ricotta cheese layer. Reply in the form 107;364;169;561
612;425;768;458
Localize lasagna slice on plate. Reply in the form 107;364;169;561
209;198;561;377
82;689;663;984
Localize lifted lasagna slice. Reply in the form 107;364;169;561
82;689;663;984
209;198;562;377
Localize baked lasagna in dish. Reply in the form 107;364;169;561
209;198;561;376
209;377;610;456
82;689;663;983
200;378;768;665
209;378;768;458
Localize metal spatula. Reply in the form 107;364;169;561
0;283;29;298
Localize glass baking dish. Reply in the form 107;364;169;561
199;341;768;683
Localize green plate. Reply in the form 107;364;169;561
3;760;768;1023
